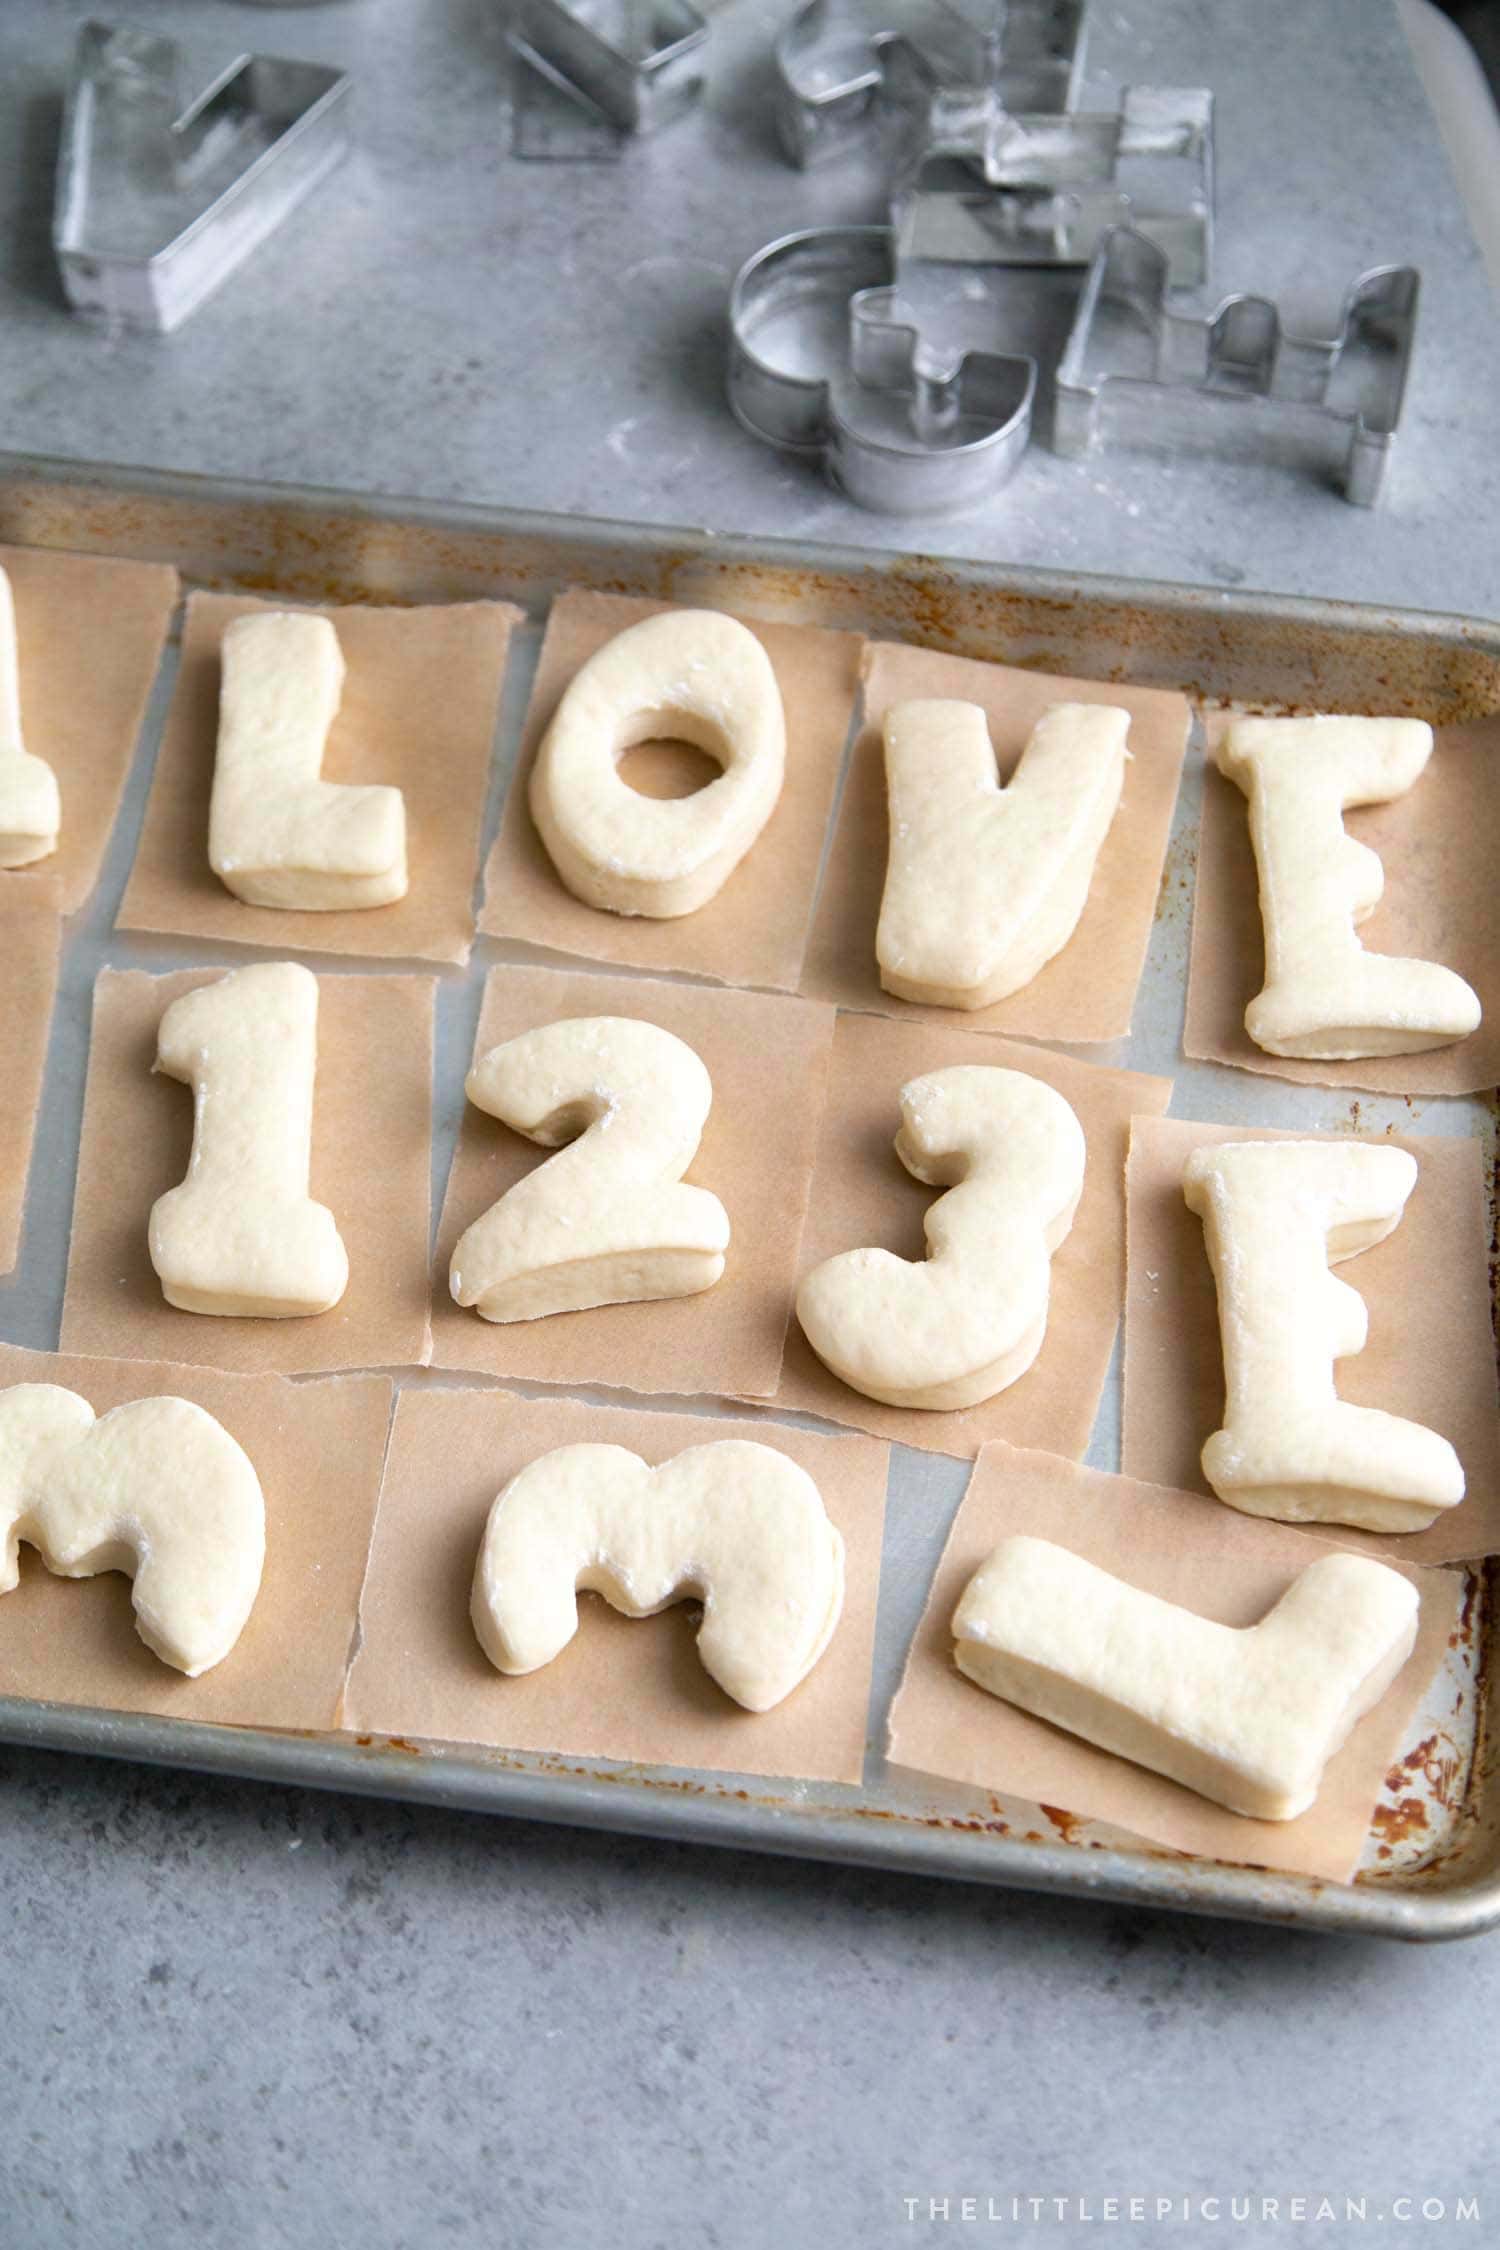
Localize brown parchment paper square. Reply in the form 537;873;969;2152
477;589;862;992
61;968;435;1377
1123;1115;1500;1567
887;1439;1460;1882
773;1012;1173;1459
800;641;1191;1041
431;964;836;1399
0;882;60;1273
1185;711;1500;1094
0;1343;391;1733
118;591;519;965
0;544;178;916
344;1388;887;1784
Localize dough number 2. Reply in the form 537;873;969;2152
450;1015;730;1324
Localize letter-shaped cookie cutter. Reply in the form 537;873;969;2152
894;85;1214;289
53;20;352;334
1054;228;1420;506
508;0;709;156
774;0;1088;169
728;227;1036;514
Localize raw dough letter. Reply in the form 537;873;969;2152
529;609;785;918
796;1065;1084;1410
209;610;408;910
0;564;60;867
952;1536;1418;1821
450;1015;729;1323
0;1382;265;1675
471;1439;844;1711
148;961;350;1318
877;699;1129;1009
1184;1138;1465;1532
1217;714;1480;1059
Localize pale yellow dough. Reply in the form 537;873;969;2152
149;961;350;1319
1217;714;1480;1059
877;699;1129;1010
529;608;785;918
450;1015;730;1323
952;1536;1419;1821
0;563;60;867
796;1065;1085;1411
471;1439;844;1711
209;610;408;910
1184;1138;1464;1532
0;1382;265;1675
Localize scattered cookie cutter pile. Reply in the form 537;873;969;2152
53;20;352;334
727;4;1418;511
45;6;1423;508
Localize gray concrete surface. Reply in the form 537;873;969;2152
0;2;1495;2244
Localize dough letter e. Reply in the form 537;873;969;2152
209;610;408;910
953;1537;1419;1821
796;1065;1085;1411
876;698;1129;1010
1184;1138;1464;1532
1217;714;1480;1060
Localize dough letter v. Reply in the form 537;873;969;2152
877;698;1129;1010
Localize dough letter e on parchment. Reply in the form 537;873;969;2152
0;1383;265;1675
471;1439;845;1711
876;699;1129;1010
952;1537;1419;1821
450;1016;730;1323
1217;714;1480;1060
148;961;350;1319
529;609;785;918
209;610;408;910
796;1064;1085;1411
1184;1138;1465;1532
0;563;60;868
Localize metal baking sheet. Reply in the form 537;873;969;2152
0;451;1494;1942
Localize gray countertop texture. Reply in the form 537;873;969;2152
0;1;1496;2244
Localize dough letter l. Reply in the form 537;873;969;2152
209;610;408;910
953;1537;1419;1821
1184;1137;1464;1532
877;698;1129;1010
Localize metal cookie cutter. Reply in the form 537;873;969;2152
773;0;1087;170
728;227;1036;514
894;85;1214;289
53;20;352;334
1054;228;1420;506
508;0;709;159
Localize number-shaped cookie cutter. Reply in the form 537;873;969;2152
1054;227;1421;506
508;0;709;154
53;20;352;334
773;0;1087;169
728;227;1036;515
894;85;1214;290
